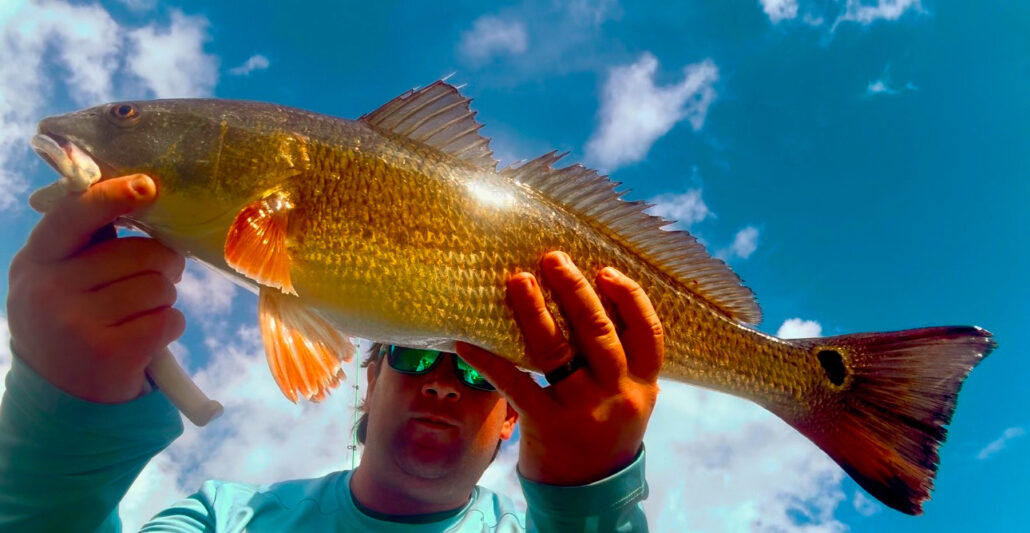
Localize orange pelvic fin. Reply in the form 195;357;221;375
258;287;355;402
788;326;995;515
225;192;296;295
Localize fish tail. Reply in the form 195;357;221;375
787;326;995;515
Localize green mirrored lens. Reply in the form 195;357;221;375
393;348;441;372
389;347;493;390
456;358;493;389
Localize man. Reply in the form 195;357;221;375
1;175;663;531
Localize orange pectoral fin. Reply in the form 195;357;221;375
259;287;355;403
225;193;296;295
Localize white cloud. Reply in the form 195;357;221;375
718;226;760;260
176;262;239;318
0;1;217;213
831;0;923;32
458;15;528;65
565;0;622;26
35;3;123;105
976;426;1026;460
126;11;219;98
175;262;239;368
450;3;620;83
759;0;799;24
167;340;190;364
866;79;895;96
761;0;920;30
0;0;122;211
865;64;917;97
643;383;846;531
229;54;270;76
777;318;822;339
838;0;921;25
585;53;718;171
803;13;825;26
852;490;880;516
0;314;11;399
115;0;156;11
866;77;917;97
647;188;712;229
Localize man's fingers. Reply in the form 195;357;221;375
23;175;157;262
597;267;664;382
111;306;186;363
455;342;547;414
66;237;185;291
88;272;179;326
505;272;577;372
539;252;626;386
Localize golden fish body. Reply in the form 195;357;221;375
33;82;994;515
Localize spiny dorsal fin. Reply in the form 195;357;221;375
502;152;762;325
360;81;497;170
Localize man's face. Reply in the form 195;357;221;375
364;351;518;483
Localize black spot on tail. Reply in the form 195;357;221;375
787;327;995;514
817;349;847;386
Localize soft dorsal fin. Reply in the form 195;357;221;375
360;80;497;170
503;152;762;325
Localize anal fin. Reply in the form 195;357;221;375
259;287;355;402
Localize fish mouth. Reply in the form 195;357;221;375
30;132;103;192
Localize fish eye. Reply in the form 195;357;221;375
108;103;141;126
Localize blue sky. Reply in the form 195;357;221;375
0;0;1026;530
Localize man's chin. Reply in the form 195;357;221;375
390;426;465;479
394;445;464;480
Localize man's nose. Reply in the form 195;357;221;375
421;361;462;401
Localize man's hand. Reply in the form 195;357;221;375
457;251;663;486
6;175;186;403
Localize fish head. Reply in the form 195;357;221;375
33;99;302;263
35;100;225;191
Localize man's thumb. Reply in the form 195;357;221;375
23;174;157;262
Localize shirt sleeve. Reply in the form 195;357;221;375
518;448;649;533
0;353;184;533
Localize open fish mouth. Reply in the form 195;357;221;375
28;133;104;213
30;133;101;192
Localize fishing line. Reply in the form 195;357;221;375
349;340;360;470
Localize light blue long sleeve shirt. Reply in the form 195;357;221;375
0;354;649;532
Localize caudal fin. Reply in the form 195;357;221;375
788;326;995;515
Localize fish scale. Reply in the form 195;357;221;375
30;81;995;515
290;132;822;406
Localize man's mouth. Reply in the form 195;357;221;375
411;414;459;430
30;133;101;192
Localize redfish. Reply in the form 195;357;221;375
30;81;994;514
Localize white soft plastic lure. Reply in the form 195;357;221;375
29;134;222;427
30;133;101;190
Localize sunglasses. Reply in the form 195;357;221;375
384;346;496;392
